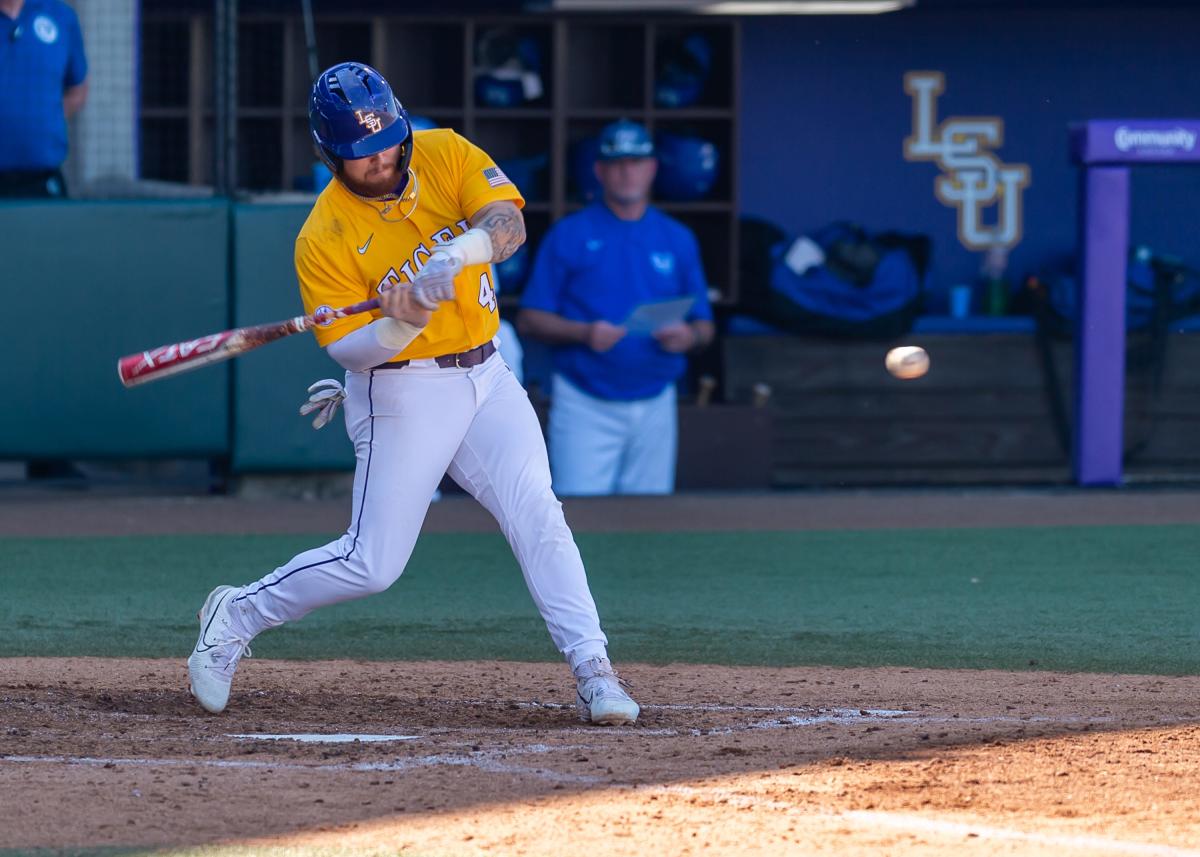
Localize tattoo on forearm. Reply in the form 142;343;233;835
475;204;526;262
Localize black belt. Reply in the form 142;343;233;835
373;341;496;371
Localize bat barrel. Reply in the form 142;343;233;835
117;298;379;388
117;329;242;387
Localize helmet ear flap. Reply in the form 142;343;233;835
315;143;343;175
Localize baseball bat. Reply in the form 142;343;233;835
116;297;380;388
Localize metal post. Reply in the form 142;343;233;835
300;0;319;81
213;0;238;196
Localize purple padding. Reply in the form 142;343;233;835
1074;166;1131;486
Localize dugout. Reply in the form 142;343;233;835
3;0;1200;489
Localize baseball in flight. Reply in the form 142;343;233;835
885;345;930;379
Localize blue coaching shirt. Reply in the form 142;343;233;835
521;202;713;401
0;0;87;171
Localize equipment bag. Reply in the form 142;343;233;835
760;222;928;340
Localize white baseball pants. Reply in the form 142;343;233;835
549;373;677;497
232;350;610;670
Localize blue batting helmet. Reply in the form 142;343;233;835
475;29;545;108
655;33;713;109
653;132;719;201
495;244;531;292
309;63;412;176
569;135;603;202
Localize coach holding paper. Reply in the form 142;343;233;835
0;0;88;198
518;119;713;496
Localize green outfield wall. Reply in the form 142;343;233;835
230;204;354;471
0;200;359;469
0;201;232;458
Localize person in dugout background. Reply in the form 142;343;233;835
518;120;714;496
0;0;87;199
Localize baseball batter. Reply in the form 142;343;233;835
187;62;639;726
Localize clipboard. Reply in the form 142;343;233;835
621;296;696;335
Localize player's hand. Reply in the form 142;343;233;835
379;284;433;327
299;378;346;430
653;321;697;353
587;320;626;353
410;253;463;310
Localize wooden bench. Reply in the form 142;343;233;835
721;333;1200;487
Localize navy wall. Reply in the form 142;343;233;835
739;7;1200;307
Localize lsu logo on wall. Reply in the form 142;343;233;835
903;71;1031;251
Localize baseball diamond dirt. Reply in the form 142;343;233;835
2;489;1200;856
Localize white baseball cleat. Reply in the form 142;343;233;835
575;658;639;725
187;585;253;714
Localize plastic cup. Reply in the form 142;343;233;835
949;284;972;318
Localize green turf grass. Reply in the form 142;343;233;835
1;526;1197;674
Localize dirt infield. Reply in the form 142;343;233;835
2;658;1199;855
4;490;1199;853
4;488;1200;537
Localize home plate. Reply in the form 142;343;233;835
229;733;422;744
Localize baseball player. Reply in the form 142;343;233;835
187;62;639;726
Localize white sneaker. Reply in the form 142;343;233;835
187;585;253;714
575;658;639;725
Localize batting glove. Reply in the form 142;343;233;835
410;252;463;310
299;378;346;430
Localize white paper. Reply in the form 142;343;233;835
622;296;696;335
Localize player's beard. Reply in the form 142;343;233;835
341;156;404;199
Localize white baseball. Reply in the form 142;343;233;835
885;345;929;380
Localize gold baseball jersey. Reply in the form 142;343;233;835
295;128;524;361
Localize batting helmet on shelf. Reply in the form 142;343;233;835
406;115;439;131
496;153;549;201
309;63;412;178
569;135;601;202
653;132;719;201
655;33;712;109
495;244;531;292
475;28;545;108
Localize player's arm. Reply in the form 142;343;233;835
298;237;435;372
63;7;88;118
324;286;433;372
518;309;625;353
418;199;526;280
468;200;526;263
409;200;525;309
516;223;624;353
63;81;88;117
654;229;715;354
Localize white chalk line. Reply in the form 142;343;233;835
465;698;910;716
228;733;421;744
845;810;1200;856
652;786;1200;856
8;708;1195;793
0;742;605;784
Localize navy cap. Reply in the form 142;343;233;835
596;119;655;161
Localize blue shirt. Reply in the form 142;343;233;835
0;0;87;170
521;202;713;401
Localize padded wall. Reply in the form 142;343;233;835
0;201;230;458
230;204;354;471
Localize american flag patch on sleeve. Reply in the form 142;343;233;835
483;166;512;188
